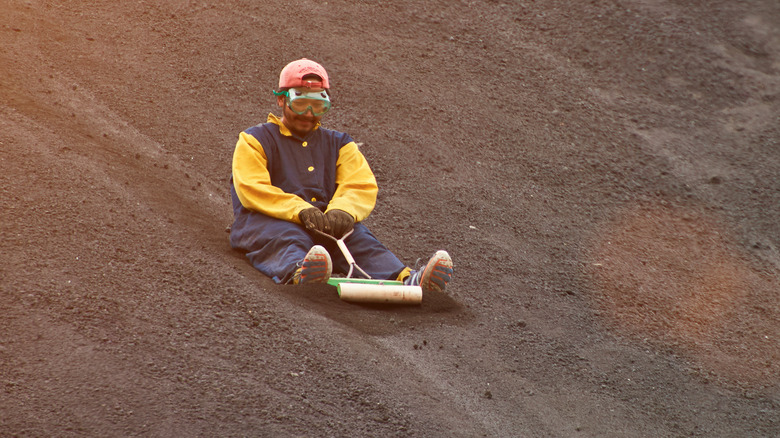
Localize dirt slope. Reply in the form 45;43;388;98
1;0;778;436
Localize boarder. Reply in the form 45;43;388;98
229;58;453;292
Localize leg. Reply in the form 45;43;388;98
331;223;406;280
230;185;313;283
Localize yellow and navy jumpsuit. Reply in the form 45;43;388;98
230;114;406;283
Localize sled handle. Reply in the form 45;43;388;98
312;229;372;279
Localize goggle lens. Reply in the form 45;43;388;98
289;98;330;116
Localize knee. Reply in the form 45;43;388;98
231;214;313;251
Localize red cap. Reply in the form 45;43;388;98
278;58;330;89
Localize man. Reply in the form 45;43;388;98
229;58;452;292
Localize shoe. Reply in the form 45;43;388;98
405;250;453;292
292;245;332;284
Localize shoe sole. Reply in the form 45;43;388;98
420;250;453;292
300;245;332;284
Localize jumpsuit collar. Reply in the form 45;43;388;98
267;113;320;140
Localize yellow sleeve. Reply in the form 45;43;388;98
326;141;378;222
232;132;310;223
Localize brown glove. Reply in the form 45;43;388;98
325;209;354;239
299;207;330;234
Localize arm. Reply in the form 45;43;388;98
325;141;378;222
232;131;311;224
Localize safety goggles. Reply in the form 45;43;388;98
274;87;331;116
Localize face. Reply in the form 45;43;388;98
278;93;323;137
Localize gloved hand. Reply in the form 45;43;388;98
299;207;330;234
325;209;354;239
